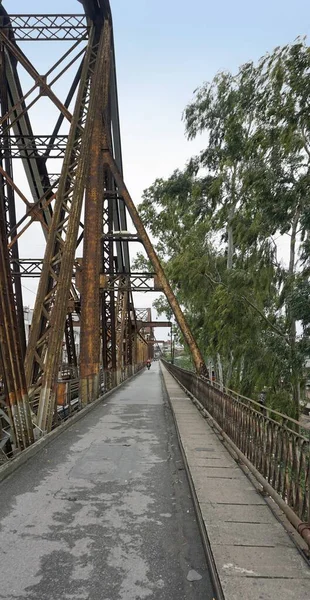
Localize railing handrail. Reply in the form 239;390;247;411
165;361;309;438
162;359;310;549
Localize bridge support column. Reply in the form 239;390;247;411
0;184;34;450
79;74;103;406
102;151;207;377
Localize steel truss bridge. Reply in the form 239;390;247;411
0;0;206;453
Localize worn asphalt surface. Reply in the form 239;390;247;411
0;363;215;600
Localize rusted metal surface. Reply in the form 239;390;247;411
101;184;117;391
102;151;207;376
163;360;310;549
0;176;33;450
79;22;110;406
0;49;26;359
64;313;78;380
136;321;171;330
0;14;89;41
0;0;206;453
25;26;101;431
0;31;73;123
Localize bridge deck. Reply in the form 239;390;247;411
0;364;214;600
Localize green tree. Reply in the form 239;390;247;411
138;39;310;419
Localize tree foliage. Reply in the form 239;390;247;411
138;38;310;419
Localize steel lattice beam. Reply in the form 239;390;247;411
0;15;88;41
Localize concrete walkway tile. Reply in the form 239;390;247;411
186;457;237;470
185;450;234;464
213;545;310;578
169;398;189;404
184;450;230;464
178;426;212;439
182;436;228;451
169;407;196;414
176;415;206;425
181;435;213;448
195;477;266;505
190;466;246;480
205;520;295;548
222;576;310;600
200;502;278;524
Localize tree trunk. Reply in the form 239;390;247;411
226;350;234;389
226;168;237;270
217;352;224;391
288;208;300;420
227;205;235;270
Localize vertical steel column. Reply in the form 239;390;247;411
0;184;33;450
25;28;97;396
26;26;112;432
115;279;128;384
126;293;133;377
79;58;104;405
101;188;117;390
80;18;113;405
100;20;117;391
0;41;26;357
102;152;207;376
64;313;78;379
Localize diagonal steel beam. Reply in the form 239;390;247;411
26;22;115;432
0;31;73;123
0;176;34;450
102;151;207;376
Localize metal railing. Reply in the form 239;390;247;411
163;360;310;547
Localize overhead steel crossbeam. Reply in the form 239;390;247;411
0;135;68;159
0;15;89;41
0;0;207;445
9;259;158;291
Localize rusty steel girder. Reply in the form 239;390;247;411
0;0;206;446
102;151;207;376
79;23;110;406
0;179;33;450
25;26;99;432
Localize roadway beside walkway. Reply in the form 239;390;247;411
161;363;310;600
0;363;215;600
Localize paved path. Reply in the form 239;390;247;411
161;364;310;600
0;363;215;600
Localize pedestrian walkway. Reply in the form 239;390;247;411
0;363;215;600
161;364;310;600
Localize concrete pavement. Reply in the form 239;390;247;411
0;363;215;600
161;364;310;600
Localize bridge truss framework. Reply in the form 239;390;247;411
0;1;206;455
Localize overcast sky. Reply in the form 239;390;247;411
4;0;310;336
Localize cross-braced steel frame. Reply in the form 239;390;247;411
0;0;206;454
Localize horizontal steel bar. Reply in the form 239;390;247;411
0;135;68;158
10;261;157;290
137;321;172;329
0;15;88;41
